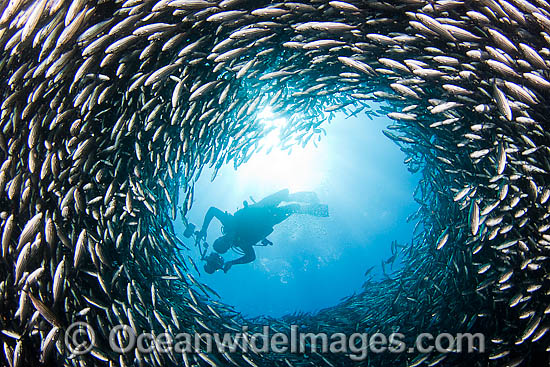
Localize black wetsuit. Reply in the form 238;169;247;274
223;205;289;246
200;189;325;271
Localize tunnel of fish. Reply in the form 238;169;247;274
1;0;550;366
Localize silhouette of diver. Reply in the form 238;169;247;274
199;189;328;274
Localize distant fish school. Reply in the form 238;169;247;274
0;0;550;366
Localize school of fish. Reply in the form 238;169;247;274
1;0;550;366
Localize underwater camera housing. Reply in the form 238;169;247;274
204;253;225;274
183;222;196;238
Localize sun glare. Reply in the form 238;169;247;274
236;144;325;191
234;107;326;191
256;106;289;151
257;106;275;120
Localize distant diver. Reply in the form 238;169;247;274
199;189;329;274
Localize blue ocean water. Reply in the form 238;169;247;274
175;111;419;318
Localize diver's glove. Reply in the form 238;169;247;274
223;262;233;273
261;238;273;246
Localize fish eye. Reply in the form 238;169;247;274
183;109;419;318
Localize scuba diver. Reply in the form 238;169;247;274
199;189;329;274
